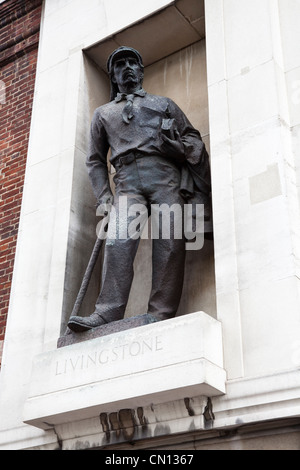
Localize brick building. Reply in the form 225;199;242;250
0;0;43;364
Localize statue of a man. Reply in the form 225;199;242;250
68;46;211;332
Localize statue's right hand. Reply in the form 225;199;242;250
96;193;114;217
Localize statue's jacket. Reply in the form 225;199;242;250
86;90;212;223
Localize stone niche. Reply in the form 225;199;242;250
24;1;225;445
61;0;217;333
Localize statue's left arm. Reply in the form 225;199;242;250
162;99;211;195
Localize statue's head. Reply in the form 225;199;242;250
107;46;144;100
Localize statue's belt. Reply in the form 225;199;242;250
113;152;172;171
113;152;137;169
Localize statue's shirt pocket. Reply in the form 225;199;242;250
138;104;168;130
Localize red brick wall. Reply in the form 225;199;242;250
0;0;43;365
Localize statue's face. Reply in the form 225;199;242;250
112;55;143;92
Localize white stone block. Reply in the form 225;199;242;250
239;277;300;376
23;312;226;430
205;0;227;85
103;0;174;37
27;61;69;165
230;118;284;182
227;61;279;134
223;0;273;79
214;291;244;380
278;0;300;71
213;368;300;428
40;0;108;72
286;66;300;127
208;80;230;146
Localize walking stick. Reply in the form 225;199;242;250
70;215;109;318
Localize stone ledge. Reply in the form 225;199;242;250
23;312;226;430
212;368;300;428
57;314;158;348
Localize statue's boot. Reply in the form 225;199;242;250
67;313;107;332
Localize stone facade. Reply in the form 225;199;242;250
0;0;300;450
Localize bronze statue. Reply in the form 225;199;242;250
67;46;211;332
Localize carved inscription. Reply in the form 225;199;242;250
55;335;163;376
